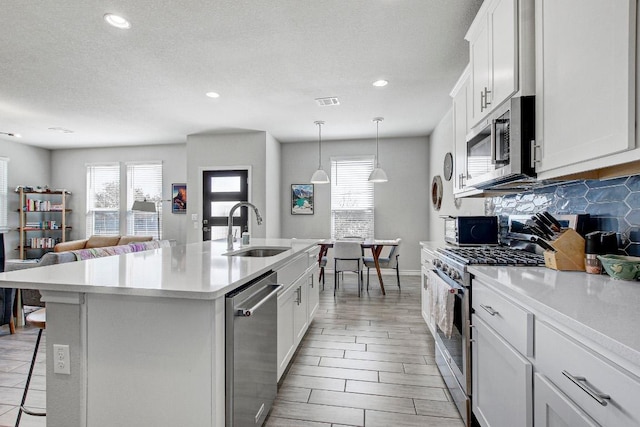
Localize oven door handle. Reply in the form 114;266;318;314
431;269;465;294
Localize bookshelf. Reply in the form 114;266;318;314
16;187;71;260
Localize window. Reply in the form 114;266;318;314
127;162;163;239
0;157;8;233
330;156;375;239
86;163;120;236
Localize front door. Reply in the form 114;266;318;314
202;169;249;241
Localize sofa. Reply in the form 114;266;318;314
1;235;172;331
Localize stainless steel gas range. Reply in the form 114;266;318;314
426;246;544;426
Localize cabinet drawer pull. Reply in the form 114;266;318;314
480;304;498;316
562;370;611;406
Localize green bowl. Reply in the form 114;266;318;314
597;255;640;280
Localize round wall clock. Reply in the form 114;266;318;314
443;152;453;181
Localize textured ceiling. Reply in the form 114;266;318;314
0;0;482;149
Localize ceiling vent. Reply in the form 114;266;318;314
315;97;340;107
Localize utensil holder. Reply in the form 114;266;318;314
543;229;586;271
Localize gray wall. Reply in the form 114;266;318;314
281;136;430;272
186;132;278;243
51;144;188;244
0;140;52;259
427;109;485;243
265;132;282;238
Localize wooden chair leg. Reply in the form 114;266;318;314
9;317;15;335
396;263;401;289
366;268;370;290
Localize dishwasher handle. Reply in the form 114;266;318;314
237;284;283;317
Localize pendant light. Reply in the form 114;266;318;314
310;120;330;184
369;117;388;183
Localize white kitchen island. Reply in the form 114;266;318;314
0;238;319;427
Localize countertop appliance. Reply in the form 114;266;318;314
444;216;499;246
465;96;536;190
226;271;282;427
428;245;543;426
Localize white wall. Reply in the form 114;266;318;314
280;136;430;272
0;140;52;260
51;144;188;244
427;109;485;243
265;133;282;238
185;132;274;244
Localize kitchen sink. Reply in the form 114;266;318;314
224;246;290;257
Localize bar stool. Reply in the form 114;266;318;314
15;308;46;427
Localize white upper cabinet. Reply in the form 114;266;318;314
534;0;637;175
466;0;533;128
451;65;473;195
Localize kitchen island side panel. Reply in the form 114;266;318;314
85;293;225;427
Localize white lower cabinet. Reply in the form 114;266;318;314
276;251;320;381
472;315;533;427
277;281;296;379
534;373;598;427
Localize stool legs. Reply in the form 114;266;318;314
15;329;46;427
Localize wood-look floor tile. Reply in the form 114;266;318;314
321;329;388;339
292;355;321;366
364;410;464;427
265;416;331;427
303;334;356;344
344;350;426;365
414;398;462;418
379;372;445;388
296;347;345;359
289;365;378;382
275;386;312;403
309;389;416;415
302;340;366;352
403;363;441;376
280;374;345;392
319;357;403;373
346;380;448;401
366;343;434;356
269;401;364;426
356;336;433;348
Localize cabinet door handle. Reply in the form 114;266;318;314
483;87;492;109
562;370;610;406
530;140;541;169
480;304;498;316
296;286;302;305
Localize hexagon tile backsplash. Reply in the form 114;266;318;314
486;175;640;256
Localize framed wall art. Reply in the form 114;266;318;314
171;183;187;213
291;184;314;215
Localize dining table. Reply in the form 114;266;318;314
317;239;399;296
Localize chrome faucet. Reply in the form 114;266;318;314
227;202;263;250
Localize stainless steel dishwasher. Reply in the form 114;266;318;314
226;271;281;427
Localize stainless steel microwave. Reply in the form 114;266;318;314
465;96;536;190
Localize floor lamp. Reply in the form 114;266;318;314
131;200;159;239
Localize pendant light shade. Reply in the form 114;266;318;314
310;120;330;184
369;117;388;183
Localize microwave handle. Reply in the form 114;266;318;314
490;119;497;165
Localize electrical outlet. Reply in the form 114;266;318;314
53;344;70;375
191;213;198;221
193;222;199;229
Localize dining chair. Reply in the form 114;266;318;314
333;241;363;297
364;238;401;290
319;255;327;290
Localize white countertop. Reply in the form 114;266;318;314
0;238;319;300
469;265;640;370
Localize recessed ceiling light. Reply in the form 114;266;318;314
372;80;389;87
206;92;220;98
104;13;131;29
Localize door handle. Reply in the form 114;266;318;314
236;284;283;317
480;304;498;316
203;226;210;232
562;370;610;406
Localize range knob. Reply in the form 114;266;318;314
433;259;442;269
449;270;461;280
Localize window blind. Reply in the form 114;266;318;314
330;156;375;240
0;158;8;233
126;162;163;238
86;163;120;237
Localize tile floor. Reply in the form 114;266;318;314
265;274;463;427
0;274;462;427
